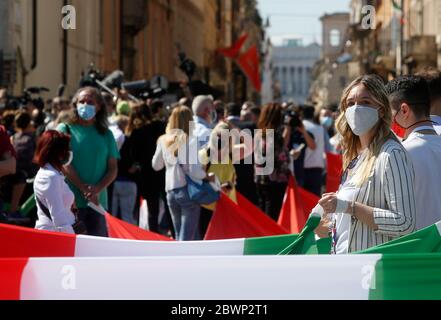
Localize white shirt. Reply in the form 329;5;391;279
403;126;441;230
333;151;365;254
109;124;125;151
334;186;360;254
431;115;441;135
34;164;76;234
152;136;207;192
192;116;213;149
302;120;325;169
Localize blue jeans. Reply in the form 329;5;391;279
111;180;137;225
166;187;200;241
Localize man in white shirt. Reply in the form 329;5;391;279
386;75;441;230
302;106;324;196
191;95;215;149
417;68;441;135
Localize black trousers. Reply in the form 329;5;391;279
199;207;213;240
78;207;108;237
143;190;174;236
256;182;287;222
303;168;324;197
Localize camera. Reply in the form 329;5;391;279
2;87;49;111
284;110;302;129
79;64;105;89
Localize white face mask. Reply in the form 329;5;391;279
345;105;379;136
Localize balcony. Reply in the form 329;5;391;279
404;35;437;69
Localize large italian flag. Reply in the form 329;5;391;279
2;253;441;300
0;214;325;259
3;217;441;299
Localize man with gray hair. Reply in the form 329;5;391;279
192;95;215;149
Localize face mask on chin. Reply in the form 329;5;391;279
393;109;433;130
345;104;379;136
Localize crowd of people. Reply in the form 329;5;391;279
0;67;440;254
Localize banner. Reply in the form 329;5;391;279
3;253;441;300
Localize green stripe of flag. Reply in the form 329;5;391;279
357;222;441;254
369;253;441;300
244;234;299;255
243;214;331;255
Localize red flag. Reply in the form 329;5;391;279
326;153;343;193
277;175;309;234
297;187;320;218
217;33;249;58
237;45;262;92
205;194;288;240
236;192;290;233
105;213;174;241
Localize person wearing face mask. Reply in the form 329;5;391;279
318;106;336;155
319;106;336;137
386;75;441;230
33;131;77;234
192;95;215;149
314;74;417;254
57;87;120;237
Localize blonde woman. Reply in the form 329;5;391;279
152;106;208;241
314;75;416;254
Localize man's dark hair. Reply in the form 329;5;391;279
214;100;225;117
15;111;32;130
151;99;164;115
250;106;261;118
385;75;431;118
226;102;241;117
416;67;441;103
302;105;315;120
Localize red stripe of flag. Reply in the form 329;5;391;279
0;258;28;300
0;223;76;258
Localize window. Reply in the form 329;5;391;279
330;29;341;47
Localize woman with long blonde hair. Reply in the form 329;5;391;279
315;74;416;254
152;106;208;241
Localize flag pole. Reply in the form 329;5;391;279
87;201;106;216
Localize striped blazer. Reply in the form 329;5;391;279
347;138;417;253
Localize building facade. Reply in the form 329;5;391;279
310;12;350;108
1;0;263;102
345;0;440;80
272;40;321;104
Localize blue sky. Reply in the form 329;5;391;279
258;0;351;46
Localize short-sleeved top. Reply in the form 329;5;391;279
12;132;37;172
0;125;16;159
199;148;237;211
57;123;120;209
